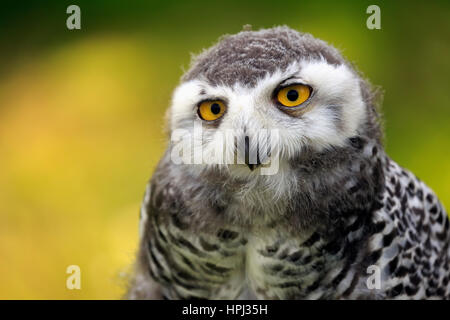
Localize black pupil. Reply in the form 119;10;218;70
286;89;299;101
211;103;221;115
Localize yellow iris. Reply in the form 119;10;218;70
277;84;311;107
198;100;226;121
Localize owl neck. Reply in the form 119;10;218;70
279;135;385;233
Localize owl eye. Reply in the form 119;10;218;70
198;100;226;121
276;84;311;107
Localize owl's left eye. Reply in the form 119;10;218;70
197;100;226;121
276;84;311;107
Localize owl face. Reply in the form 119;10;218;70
167;27;370;177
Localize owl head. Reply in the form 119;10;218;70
167;26;381;179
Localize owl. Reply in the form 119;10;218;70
127;26;450;299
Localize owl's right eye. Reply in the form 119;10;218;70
197;100;226;121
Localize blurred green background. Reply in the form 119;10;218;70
0;0;449;299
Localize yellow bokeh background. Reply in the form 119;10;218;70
0;0;449;299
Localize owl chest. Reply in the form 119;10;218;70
243;231;325;299
163;225;320;299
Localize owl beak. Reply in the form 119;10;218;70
244;136;261;171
